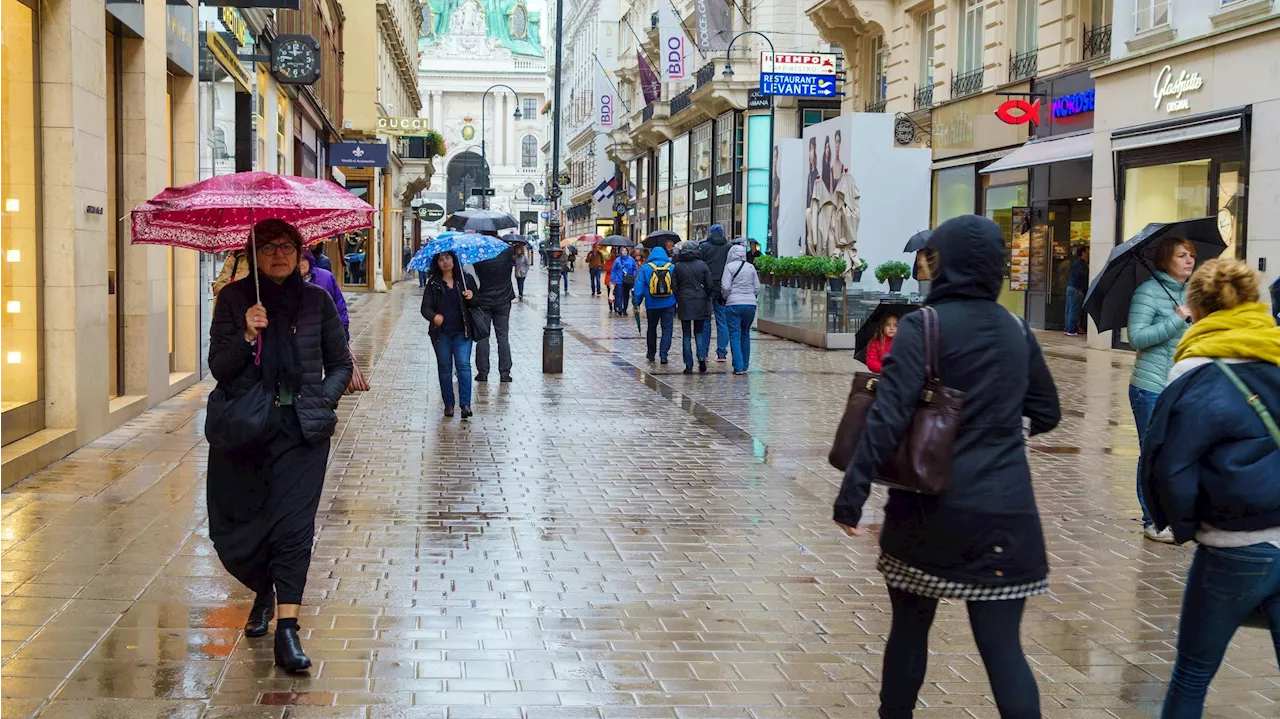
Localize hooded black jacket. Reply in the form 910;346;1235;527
833;215;1061;587
471;245;516;310
420;265;480;341
699;227;732;293
673;242;714;321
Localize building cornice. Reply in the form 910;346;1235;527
1094;13;1279;77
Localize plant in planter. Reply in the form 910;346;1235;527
851;257;868;282
754;255;776;283
874;260;912;293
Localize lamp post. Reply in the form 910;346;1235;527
723;32;775;255
481;83;523;210
543;0;566;374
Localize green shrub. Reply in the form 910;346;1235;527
874;260;912;283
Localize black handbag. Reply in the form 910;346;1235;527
205;380;276;451
469;306;492;341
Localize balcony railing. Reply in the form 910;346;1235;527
1083;23;1112;61
696;62;717;89
864;98;888;113
913;84;934;110
642;104;655;123
1008;48;1038;82
1134;0;1171;32
951;67;984;99
670;87;693;116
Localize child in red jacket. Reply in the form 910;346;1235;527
865;314;898;373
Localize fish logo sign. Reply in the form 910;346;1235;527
994;98;1041;127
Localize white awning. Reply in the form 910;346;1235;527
1111;116;1242;152
979;133;1095;174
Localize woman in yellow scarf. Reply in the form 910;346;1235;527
1140;259;1280;718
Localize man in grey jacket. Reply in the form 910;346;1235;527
721;244;760;375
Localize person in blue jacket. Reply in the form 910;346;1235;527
610;249;639;315
1271;276;1279;322
632;246;677;363
1128;236;1196;543
1140;258;1280;719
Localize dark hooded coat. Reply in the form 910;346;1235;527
699;226;732;293
833;215;1061;587
673;242;714;321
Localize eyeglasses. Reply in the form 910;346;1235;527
257;242;297;256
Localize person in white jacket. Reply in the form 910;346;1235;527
721;243;761;375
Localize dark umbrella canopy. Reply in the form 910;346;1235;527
1083;217;1225;333
444;209;518;233
598;235;635;248
502;233;531;246
854;303;920;363
903;230;932;253
644;230;680;249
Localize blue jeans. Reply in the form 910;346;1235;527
682;319;708;370
1164;544;1280;719
432;332;473;408
562;270;569;291
725;304;756;372
590;268;602;294
516;275;526;298
646;305;675;360
1065;286;1084;334
699;298;729;359
1130;384;1159;526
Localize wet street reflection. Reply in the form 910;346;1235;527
3;278;1277;718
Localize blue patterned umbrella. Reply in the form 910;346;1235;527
408;232;511;271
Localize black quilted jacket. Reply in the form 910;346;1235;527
209;277;353;444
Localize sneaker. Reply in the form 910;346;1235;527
660;357;669;365
646;355;655;363
500;375;513;383
733;370;747;376
1143;525;1177;544
717;356;727;363
1064;331;1078;337
683;368;693;375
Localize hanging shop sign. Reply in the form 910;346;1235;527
1154;65;1204;113
417;203;446;221
330;142;390;168
165;1;196;76
995;98;1041;126
1052;89;1095;118
205;30;252;90
376;117;432;136
747;90;772;109
271;35;321;85
219;6;252;47
201;0;300;9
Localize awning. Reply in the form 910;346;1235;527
1111;116;1241;153
980;133;1094;174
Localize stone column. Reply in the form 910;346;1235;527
170;69;200;374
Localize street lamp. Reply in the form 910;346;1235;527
543;0;566;374
724;31;776;254
481;83;524;209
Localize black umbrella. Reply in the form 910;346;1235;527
1083;217;1226;333
903;230;932;253
854;303;921;363
444;209;518;233
598;235;635;248
502;233;531;246
643;230;680;249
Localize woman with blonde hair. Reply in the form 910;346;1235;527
1140;259;1280;718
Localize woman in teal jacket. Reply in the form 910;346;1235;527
1128;236;1196;542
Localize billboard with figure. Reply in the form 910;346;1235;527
796;113;930;287
772;138;805;258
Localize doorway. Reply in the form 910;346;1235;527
1028;199;1091;331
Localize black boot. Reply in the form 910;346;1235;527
274;622;311;673
460;406;473;420
244;590;274;638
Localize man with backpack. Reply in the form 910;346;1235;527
611;248;640;315
632;246;678;363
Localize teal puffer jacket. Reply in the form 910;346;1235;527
1128;271;1188;394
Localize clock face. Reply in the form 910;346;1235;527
273;35;319;85
1218;209;1234;244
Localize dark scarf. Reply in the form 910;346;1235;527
255;270;305;395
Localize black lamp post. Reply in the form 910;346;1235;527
724;32;776;254
543;0;566;373
481;83;523;210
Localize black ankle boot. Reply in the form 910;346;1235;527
244;591;274;638
274;624;311;673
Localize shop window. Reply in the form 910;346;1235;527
256;67;268;171
957;0;984;74
1218;161;1244;259
1122;160;1210;244
917;11;936;90
801;108;841;129
716;113;735;175
692;122;712;182
672;135;689;189
658;142;670;191
522;135;537;168
1135;0;1170;32
932;165;977;225
277;90;289;175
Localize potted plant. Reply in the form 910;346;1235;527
824;257;848;292
851;257;868;283
875;260;912;293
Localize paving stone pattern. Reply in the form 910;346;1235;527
3;271;1277;719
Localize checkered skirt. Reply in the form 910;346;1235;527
878;554;1048;601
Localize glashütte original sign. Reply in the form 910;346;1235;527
1154;65;1203;113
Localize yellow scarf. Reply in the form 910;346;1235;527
1173;302;1280;364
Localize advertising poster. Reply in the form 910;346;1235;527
772;138;805;258
1009;206;1031;291
799;113;930;286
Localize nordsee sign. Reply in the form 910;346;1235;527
759;72;837;97
1154;65;1203;112
1051;89;1095;118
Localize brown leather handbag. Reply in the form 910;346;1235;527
827;306;965;494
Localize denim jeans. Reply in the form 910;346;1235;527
1163;543;1280;719
515;276;526;298
881;588;1040;719
1129;384;1160;526
563;270;569;291
589;268;602;294
432;332;473;408
646;306;675;360
681;319;708;370
725;304;756;373
616;280;633;313
1065;286;1085;334
699;298;729;359
418;270;427;288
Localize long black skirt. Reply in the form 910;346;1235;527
207;406;329;605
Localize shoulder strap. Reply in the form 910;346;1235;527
919;306;940;383
231;253;242;278
732;261;748;280
1213;360;1280;446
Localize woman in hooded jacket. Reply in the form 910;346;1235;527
833;215;1061;719
1139;259;1280;719
672;240;714;374
721;244;760;375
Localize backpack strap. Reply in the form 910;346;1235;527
1213;360;1280;446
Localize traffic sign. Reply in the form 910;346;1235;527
759;72;838;97
759;52;838;76
470;187;497;197
540;211;550;219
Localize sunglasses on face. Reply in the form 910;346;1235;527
257;242;297;256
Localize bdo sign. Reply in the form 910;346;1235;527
599;93;615;128
666;36;687;81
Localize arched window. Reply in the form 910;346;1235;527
521;135;538;168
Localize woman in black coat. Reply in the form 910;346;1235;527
673;240;714;374
833;215;1060;718
207;219;352;673
419;251;479;418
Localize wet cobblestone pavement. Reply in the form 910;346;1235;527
4;271;1278;718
